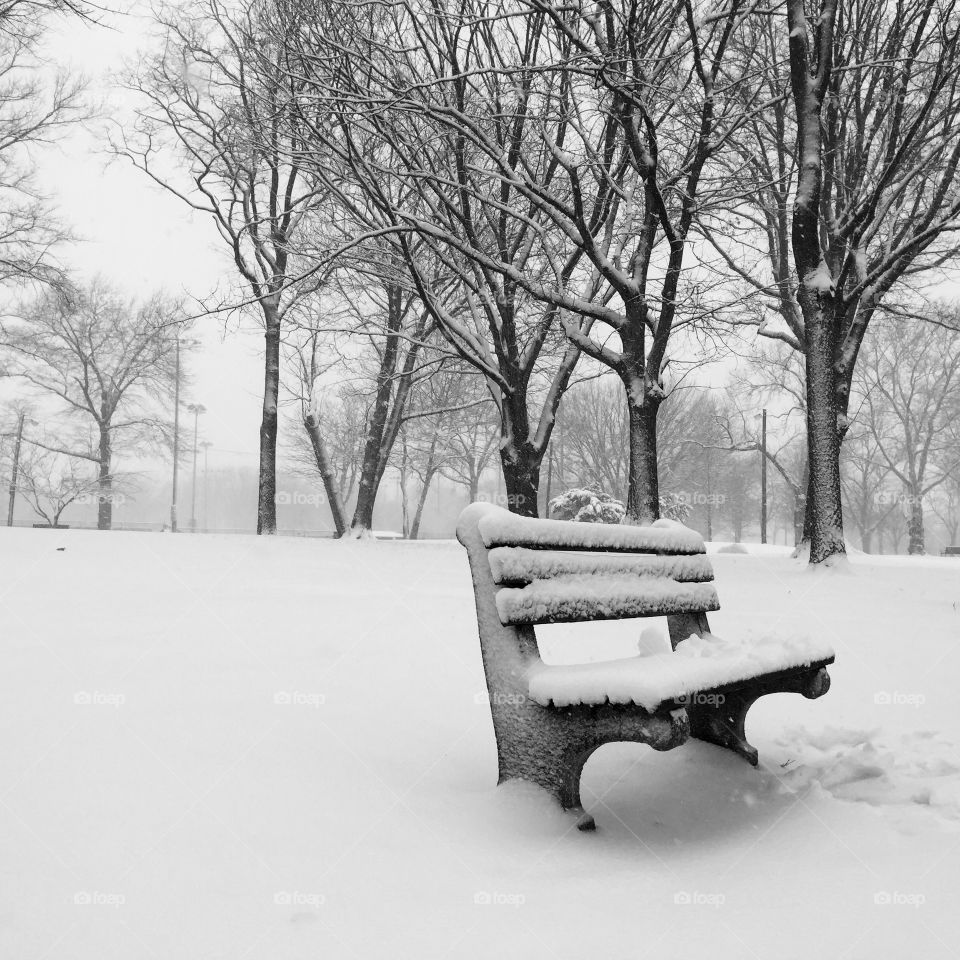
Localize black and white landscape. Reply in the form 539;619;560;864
1;0;959;956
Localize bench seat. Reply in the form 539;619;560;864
527;632;835;711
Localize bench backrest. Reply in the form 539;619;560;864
457;503;718;672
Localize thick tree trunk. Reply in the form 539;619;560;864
500;446;540;518
258;308;281;535
349;287;407;537
303;412;347;537
801;299;846;563
351;459;384;535
907;493;925;555
625;398;660;524
97;425;112;531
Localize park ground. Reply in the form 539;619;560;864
1;527;959;958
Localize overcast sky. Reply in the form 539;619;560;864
33;3;268;469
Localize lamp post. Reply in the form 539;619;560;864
187;402;206;532
757;409;768;544
6;411;25;527
199;440;213;532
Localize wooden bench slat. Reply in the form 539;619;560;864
477;510;706;555
488;547;715;585
495;575;720;626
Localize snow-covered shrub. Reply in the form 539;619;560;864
548;488;625;523
548;488;693;524
659;492;691;523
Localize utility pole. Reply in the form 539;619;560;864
188;403;206;532
705;446;713;542
760;408;768;545
6;412;25;526
200;441;213;532
171;336;181;532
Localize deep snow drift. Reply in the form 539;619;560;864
1;527;958;958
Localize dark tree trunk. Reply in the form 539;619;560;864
303;412;347;537
349;286;409;537
625;397;660;524
500;446;540;518
409;468;437;540
801;297;846;563
907;493;925;555
97;424;112;531
258;306;281;535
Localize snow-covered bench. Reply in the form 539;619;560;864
457;502;834;830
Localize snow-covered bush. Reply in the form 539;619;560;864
548;488;625;523
659;491;691;523
548;487;692;524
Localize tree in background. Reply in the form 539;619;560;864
0;0;90;294
118;0;329;534
0;280;180;529
855;309;960;554
16;447;96;527
708;0;960;562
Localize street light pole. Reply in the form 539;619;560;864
188;403;206;532
200;440;213;532
171;336;181;533
760;408;768;545
6;411;25;526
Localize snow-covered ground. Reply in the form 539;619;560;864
1;527;959;958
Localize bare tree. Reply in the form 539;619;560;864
0;0;90;292
16;447;96;527
706;0;960;562
855;308;960;554
116;0;329;533
0;280;180;529
278;0;764;520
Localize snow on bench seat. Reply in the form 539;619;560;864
526;632;836;712
495;575;720;625
488;547;715;585
477;510;706;554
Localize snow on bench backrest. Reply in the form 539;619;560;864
458;503;719;628
475;506;707;554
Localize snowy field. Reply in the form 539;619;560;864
1;527;959;959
